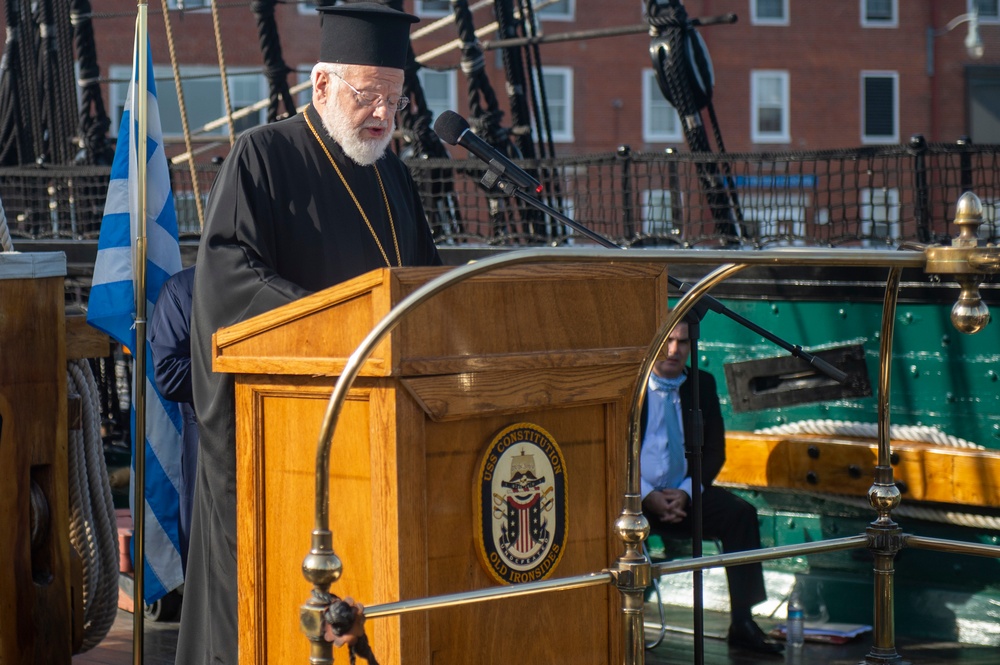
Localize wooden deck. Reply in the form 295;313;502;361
71;603;997;665
643;604;999;665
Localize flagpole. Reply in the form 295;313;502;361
132;1;148;663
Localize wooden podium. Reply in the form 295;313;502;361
216;263;669;665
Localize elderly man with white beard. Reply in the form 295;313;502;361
177;4;440;663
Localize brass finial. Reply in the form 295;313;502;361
952;191;985;248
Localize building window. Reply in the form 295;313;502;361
968;66;1000;143
751;0;788;26
642;69;682;143
862;0;897;27
641;189;682;239
294;66;311;110
166;0;209;8
418;0;572;19
972;0;999;23
227;73;267;134
172;191;209;234
861;72;898;144
535;66;573;142
742;191;807;246
414;0;450;16
751;70;790;143
535;0;574;21
110;65;267;139
860;187;900;245
979;199;1000;241
416;69;457;126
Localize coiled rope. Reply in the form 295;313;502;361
67;360;120;651
753;419;1000;530
0;198;12;251
1;199;119;651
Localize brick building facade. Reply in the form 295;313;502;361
4;1;999;161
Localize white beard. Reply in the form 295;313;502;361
320;93;395;166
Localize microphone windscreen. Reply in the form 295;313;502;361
433;110;468;145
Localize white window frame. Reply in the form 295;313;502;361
861;0;898;28
979;199;1000;239
642;69;682;143
549;194;576;244
172;190;209;234
414;0;450;18
295;65;312;111
110;64;267;139
165;0;210;8
861;71;899;144
750;0;789;26
971;0;1000;23
533;0;575;22
742;191;808;247
227;70;270;135
750;70;790;144
860;187;900;246
535;66;574;143
641;189;683;239
416;68;458;126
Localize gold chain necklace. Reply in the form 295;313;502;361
304;106;402;268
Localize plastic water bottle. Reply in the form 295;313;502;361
786;585;805;663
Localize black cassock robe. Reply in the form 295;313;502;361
177;103;441;664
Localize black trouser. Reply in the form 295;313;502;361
645;485;767;614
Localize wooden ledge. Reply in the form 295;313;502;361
717;432;1000;508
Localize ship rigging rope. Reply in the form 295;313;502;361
41;0;79;164
159;0;205;229
751;419;1000;530
14;0;44;163
210;0;237;145
0;202;119;650
71;0;114;164
415;0;559;64
250;0;297;123
492;0;535;162
410;0;492;40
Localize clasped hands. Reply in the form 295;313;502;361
642;488;690;524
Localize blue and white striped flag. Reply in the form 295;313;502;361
87;37;184;604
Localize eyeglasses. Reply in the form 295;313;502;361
330;70;409;113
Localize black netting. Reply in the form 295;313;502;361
2;143;999;246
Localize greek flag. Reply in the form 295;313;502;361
87;37;184;604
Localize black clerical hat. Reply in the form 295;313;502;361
317;2;419;70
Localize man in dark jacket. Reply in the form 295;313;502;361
148;265;197;572
641;316;783;655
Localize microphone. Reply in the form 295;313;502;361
433;111;542;194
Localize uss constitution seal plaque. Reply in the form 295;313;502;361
474;423;568;585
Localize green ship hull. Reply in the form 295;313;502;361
659;265;1000;646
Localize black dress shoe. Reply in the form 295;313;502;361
727;618;785;655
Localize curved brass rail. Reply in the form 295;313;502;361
300;246;983;665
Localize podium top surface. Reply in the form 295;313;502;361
213;263;670;378
0;252;67;280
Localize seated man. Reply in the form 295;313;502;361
641;315;783;655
